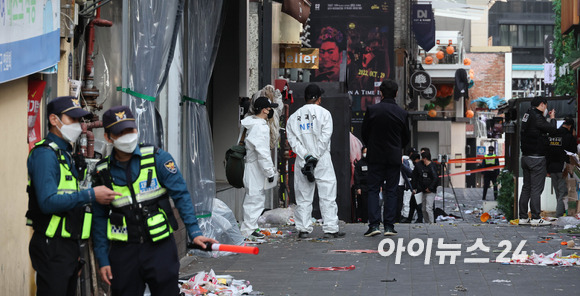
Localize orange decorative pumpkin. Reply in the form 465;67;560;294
463;58;471;65
425;56;433;64
465;110;474;118
446;46;455;55
436;51;444;60
428;109;437;117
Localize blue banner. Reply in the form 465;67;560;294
412;4;435;52
0;0;61;84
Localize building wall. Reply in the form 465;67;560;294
466;52;506;104
417;120;466;188
450;122;467;188
0;78;33;295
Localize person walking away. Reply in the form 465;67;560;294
413;151;438;223
353;146;369;223
399;148;416;223
546;117;577;217
27;96;119;295
361;79;410;236
407;153;424;223
481;146;499;200
92;106;216;295
519;96;558;226
240;97;279;239
286;84;345;239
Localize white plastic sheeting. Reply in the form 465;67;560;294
126;0;183;147
182;0;225;218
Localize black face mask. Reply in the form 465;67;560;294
267;110;274;119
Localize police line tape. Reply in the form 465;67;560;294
446;155;505;163
439;165;505;178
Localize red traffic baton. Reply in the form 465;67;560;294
188;242;259;255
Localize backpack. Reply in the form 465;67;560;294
225;129;247;188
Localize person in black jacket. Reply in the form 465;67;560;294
353;147;369;223
481;146;500;200
546;117;577;217
412;151;438;223
361;79;410;236
519;96;558;226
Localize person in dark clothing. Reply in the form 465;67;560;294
519;96;558;226
481;146;500;200
546;117;577;217
353;147;369;223
412;151;439;223
361;79;410;236
402;152;423;223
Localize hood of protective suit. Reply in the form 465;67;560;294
241;115;267;131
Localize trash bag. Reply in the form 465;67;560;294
257;205;295;226
190;198;245;258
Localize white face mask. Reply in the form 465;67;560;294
113;133;139;153
57;117;82;143
362;153;367;158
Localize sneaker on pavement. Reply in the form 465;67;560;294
364;226;381;237
518;218;531;225
298;231;309;239
323;231;346;239
250;230;265;239
384;226;398;236
530;218;551;226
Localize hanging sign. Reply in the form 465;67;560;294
420;84;437;100
280;48;319;69
412;4;435;51
28;80;47;151
410;70;431;91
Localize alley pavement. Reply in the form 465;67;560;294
179;188;580;296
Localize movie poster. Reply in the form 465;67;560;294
309;0;394;139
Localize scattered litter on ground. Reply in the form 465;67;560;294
179;269;255;296
308;265;356;271
381;279;397;282
555;216;580;227
495;250;580;266
331;249;379;254
492;279;511;283
454;285;467;292
566;240;580;250
257;206;295;227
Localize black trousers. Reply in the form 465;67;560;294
482;173;498;200
354;189;369;223
367;163;401;228
396;185;405;222
29;232;81;296
110;235;180;296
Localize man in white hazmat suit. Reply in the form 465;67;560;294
240;97;279;239
287;84;345;239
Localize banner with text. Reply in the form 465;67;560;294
0;0;61;83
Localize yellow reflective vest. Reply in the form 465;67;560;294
95;146;176;243
484;154;497;165
26;139;92;239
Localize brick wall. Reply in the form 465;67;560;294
466;53;505;108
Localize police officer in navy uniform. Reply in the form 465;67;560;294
27;96;119;296
481;146;500;200
92;106;217;295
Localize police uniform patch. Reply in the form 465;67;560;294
522;113;529;122
164;160;177;174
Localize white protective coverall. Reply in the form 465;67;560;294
286;104;339;234
240;116;277;237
